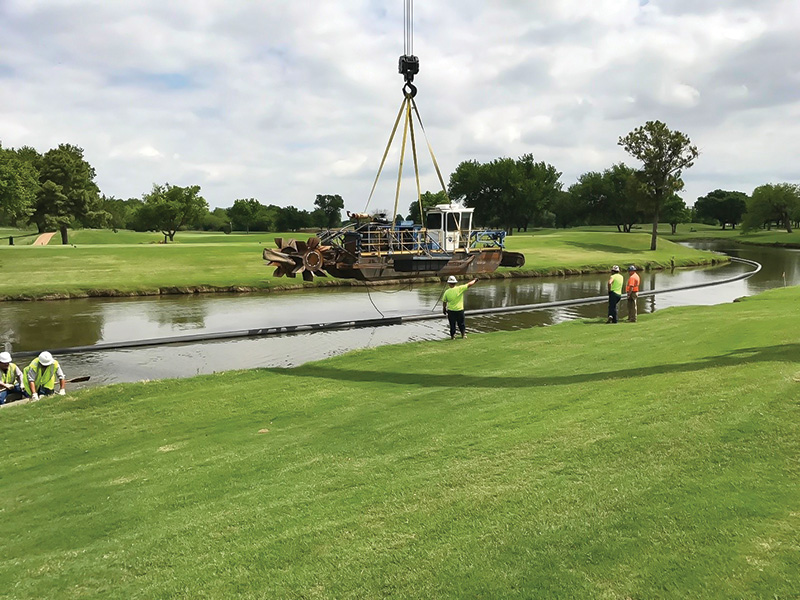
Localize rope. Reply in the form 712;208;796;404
364;98;407;213
391;98;412;225
410;96;449;198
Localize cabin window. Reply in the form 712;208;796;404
426;213;442;229
445;213;459;231
461;212;472;230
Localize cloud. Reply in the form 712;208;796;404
0;0;798;212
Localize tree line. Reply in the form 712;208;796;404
3;120;799;248
0;141;345;243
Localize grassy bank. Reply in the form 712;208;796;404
0;228;720;300
665;222;800;246
2;287;798;598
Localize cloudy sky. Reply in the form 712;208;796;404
1;0;799;214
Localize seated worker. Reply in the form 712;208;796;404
0;351;25;405
23;351;66;401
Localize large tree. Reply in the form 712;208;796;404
313;194;344;228
228;198;262;233
449;154;561;234
694;189;748;230
619;121;699;250
513;154;562;232
0;146;39;226
275;206;311;232
138;183;208;241
32;144;104;243
408;190;447;224
568;163;644;232
742;183;800;233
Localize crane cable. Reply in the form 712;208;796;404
404;0;413;57
363;0;449;222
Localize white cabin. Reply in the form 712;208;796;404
424;204;474;252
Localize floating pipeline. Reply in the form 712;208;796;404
10;257;760;359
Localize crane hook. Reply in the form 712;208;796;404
403;81;417;98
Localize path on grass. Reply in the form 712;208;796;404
32;232;55;246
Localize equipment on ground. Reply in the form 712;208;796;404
264;0;524;282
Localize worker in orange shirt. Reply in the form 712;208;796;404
626;265;640;323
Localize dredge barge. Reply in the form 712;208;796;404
262;204;525;282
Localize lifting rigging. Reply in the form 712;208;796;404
263;0;525;282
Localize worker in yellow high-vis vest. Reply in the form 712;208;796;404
607;265;624;323
23;351;66;402
0;351;24;405
442;275;478;339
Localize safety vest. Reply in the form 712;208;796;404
627;272;640;293
1;362;18;385
22;358;60;392
442;284;468;311
609;273;623;295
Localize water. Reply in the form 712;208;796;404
0;241;793;388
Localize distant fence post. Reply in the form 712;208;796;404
8;237;13;246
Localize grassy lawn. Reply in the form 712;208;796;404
0;228;719;300
1;286;798;598
500;229;719;275
0;227;40;246
664;222;800;245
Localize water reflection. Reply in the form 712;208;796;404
0;240;795;388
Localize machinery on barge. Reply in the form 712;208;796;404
263;204;525;282
263;0;525;282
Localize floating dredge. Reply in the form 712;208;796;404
264;0;525;282
263;205;525;282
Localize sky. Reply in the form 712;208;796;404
1;0;799;214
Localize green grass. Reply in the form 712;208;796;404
54;229;273;245
0;228;719;299
0;227;40;246
1;287;799;598
665;222;800;245
500;229;717;275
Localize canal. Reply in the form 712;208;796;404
0;241;794;388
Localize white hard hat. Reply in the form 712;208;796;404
446;275;458;284
38;351;54;366
611;265;620;272
0;351;11;363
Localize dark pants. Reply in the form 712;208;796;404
447;310;466;337
608;292;622;323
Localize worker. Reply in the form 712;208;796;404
607;265;624;323
442;275;478;339
626;265;640;322
22;351;66;401
0;351;24;405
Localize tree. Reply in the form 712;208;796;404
551;190;585;228
694;189;748;230
567;164;644;232
139;183;208;241
228;198;262;233
408;190;447;224
313;194;344;228
0;146;39;225
513;154;562;231
742;183;800;233
661;194;690;234
448;154;561;234
32;144;104;243
275;206;311;232
254;204;281;231
619;121;699;250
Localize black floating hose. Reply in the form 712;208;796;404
11;257;761;358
